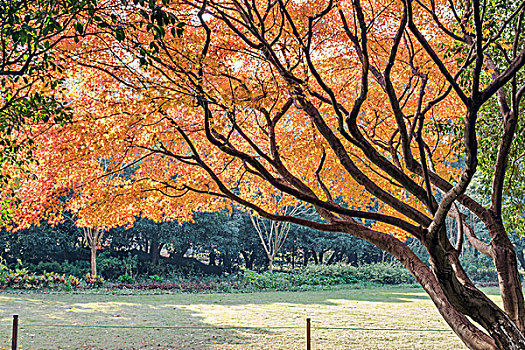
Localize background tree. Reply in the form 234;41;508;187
81;226;103;276
250;202;306;271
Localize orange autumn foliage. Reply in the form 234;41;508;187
9;0;462;238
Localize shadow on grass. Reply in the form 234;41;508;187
0;293;275;350
0;285;501;349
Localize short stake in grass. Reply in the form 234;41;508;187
306;318;311;350
11;315;18;350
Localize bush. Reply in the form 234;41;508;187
241;270;291;289
354;263;415;284
98;252;128;280
299;262;414;285
299;264;359;284
237;263;414;291
84;273;104;287
27;260;90;277
0;271;81;289
118;273;135;284
148;274;164;283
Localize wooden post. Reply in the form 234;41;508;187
11;315;18;350
306;317;311;350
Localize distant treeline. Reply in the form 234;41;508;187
0;207;513;283
0;208;387;280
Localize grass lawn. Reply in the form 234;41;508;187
0;286;500;350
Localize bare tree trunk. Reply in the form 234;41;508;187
83;227;103;277
311;250;318;264
488;218;525;332
150;241;163;265
423;227;525;350
90;244;97;276
303;249;309;266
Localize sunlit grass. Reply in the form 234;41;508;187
0;286;500;349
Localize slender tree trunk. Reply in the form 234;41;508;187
311;250;318;264
303;248;309;266
83;227;102;277
268;254;274;272
90;244;97;276
326;250;338;265
210;250;217;266
291;247;295;269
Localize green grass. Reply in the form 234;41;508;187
0;286;501;349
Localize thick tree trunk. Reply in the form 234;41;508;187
424;228;525;350
487;217;525;332
240;250;255;269
340;223;516;350
149;241;162;265
222;251;232;272
346;250;357;265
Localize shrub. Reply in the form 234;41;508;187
297;263;415;285
97;252;128;280
28;260;90;277
237;263;414;291
118;273;135;284
0;271;81;289
354;262;415;284
148;274;164;283
84;273;104;287
241;270;291;289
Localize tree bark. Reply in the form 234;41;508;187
302;248;309;266
311;249;318;264
149;241;162;265
210;250;217;266
487;216;525;332
90;244;97;276
268;257;274;272
423;228;525;350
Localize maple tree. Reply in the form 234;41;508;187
6;0;525;348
